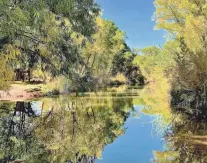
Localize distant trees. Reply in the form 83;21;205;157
133;45;174;86
79;18;126;89
112;43;144;85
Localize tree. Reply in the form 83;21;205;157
154;0;207;89
0;0;100;89
82;18;125;87
112;43;144;85
0;55;13;90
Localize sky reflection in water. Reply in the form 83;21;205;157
96;105;164;163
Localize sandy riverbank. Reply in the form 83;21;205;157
0;83;43;102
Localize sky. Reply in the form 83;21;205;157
95;0;166;49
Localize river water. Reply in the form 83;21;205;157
0;86;206;163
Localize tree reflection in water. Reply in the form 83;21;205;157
1;87;207;163
0;95;134;163
132;82;207;163
153;105;207;163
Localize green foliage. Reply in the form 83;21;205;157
0;0;136;92
112;43;144;85
154;0;207;89
82;18;126;87
0;0;101;90
0;94;134;162
153;111;207;163
0;55;13;90
133;46;174;83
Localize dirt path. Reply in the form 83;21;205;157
0;84;43;101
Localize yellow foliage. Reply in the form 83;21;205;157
110;73;127;83
0;55;14;90
82;18;125;78
153;150;179;163
42;76;71;94
133;46;173;126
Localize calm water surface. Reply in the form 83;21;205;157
0;87;206;163
96;106;164;163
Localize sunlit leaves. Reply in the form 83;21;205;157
32;95;132;162
0;0;101;90
83;18;125;84
133;46;173;127
154;0;207;89
0;56;13;90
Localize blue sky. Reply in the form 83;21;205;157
95;0;166;49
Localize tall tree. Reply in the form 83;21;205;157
0;0;100;89
82;18;125;87
154;0;207;89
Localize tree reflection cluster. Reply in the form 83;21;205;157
153;94;207;163
132;83;207;163
0;95;134;163
1;86;207;163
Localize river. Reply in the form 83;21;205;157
0;86;206;163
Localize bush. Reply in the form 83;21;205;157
110;73;127;85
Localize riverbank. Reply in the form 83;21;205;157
0;83;43;101
0;82;144;102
